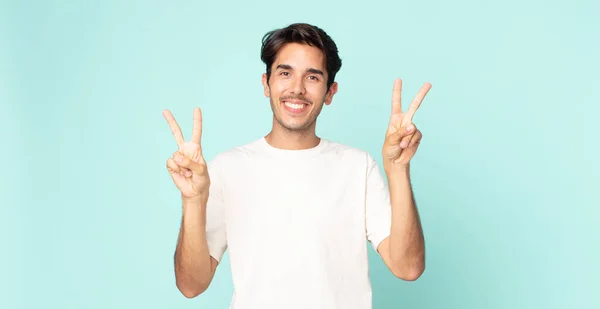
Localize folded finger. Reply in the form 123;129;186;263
166;158;180;174
392;124;415;145
408;130;423;148
173;152;206;175
399;134;412;148
172;152;192;176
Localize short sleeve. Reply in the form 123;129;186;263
365;154;392;252
205;156;228;262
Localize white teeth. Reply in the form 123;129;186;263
284;102;305;110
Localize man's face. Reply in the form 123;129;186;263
262;42;338;132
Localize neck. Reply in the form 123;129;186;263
264;121;320;150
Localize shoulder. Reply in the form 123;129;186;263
326;140;375;162
320;139;379;167
206;138;265;166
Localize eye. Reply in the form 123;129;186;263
308;75;319;81
280;71;290;76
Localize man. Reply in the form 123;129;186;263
163;23;431;309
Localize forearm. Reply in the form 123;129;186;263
386;166;425;279
174;196;213;296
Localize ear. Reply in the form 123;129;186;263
262;73;270;97
324;82;338;106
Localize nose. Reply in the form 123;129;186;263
290;75;306;95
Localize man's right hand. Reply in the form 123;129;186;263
163;107;210;203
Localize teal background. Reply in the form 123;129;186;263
2;0;598;308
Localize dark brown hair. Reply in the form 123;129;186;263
260;23;342;89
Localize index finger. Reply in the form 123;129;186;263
162;109;185;147
405;82;432;121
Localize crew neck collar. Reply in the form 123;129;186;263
258;136;328;156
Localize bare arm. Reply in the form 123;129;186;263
377;167;425;281
163;108;221;297
379;78;431;280
174;196;219;298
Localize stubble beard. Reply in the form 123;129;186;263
270;96;325;134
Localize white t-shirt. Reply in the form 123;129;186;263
205;137;392;309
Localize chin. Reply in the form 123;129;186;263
276;115;314;132
280;120;311;131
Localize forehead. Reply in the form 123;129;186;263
273;42;326;70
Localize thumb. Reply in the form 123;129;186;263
387;124;415;144
175;153;207;175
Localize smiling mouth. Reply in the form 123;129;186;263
281;99;310;114
284;101;307;109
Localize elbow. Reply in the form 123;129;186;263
179;289;202;299
393;266;425;281
176;280;209;298
391;258;425;281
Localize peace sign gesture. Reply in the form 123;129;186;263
382;78;432;170
163;107;210;201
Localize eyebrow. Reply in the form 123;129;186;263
276;64;324;76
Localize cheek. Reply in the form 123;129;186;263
268;81;285;96
308;84;327;98
269;87;283;100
